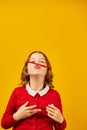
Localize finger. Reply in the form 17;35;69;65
47;110;59;121
46;104;58;113
46;106;55;113
46;109;55;117
30;109;41;116
46;106;59;118
33;109;41;112
29;108;41;113
48;104;59;111
47;112;55;120
22;101;29;107
26;105;37;109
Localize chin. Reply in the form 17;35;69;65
30;73;45;76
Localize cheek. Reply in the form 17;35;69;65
27;65;33;74
42;68;47;76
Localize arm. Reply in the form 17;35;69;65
1;88;41;129
46;92;66;130
1;89;18;129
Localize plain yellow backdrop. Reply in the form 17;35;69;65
0;1;87;130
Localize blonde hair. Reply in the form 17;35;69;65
20;51;54;88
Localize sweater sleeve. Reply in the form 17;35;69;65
1;88;18;129
54;92;67;130
54;119;66;130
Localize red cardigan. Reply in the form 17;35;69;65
1;86;66;130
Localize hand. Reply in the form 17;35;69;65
13;101;41;121
46;104;64;123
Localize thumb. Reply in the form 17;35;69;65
22;101;29;107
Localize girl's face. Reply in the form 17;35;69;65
27;53;47;77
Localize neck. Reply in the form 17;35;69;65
29;75;45;91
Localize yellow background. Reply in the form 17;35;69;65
0;0;87;130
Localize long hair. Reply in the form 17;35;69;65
20;51;54;88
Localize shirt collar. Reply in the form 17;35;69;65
26;83;50;97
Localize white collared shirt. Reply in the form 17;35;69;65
26;83;50;97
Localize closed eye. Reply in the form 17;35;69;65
30;60;35;63
39;61;45;63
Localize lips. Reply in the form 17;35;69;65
34;64;41;69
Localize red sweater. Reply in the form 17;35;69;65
1;86;66;130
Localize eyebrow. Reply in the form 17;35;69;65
30;58;45;60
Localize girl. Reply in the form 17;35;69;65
1;51;66;130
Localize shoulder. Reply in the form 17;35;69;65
49;88;60;95
48;88;61;99
11;85;26;95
